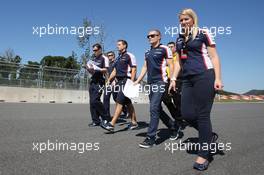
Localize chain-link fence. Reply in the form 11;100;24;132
0;61;90;90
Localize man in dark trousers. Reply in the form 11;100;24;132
103;51;128;120
159;42;186;140
134;29;177;148
87;43;111;127
103;51;116;120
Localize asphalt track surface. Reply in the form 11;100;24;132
0;103;264;175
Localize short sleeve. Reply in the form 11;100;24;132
103;55;109;68
160;45;172;59
201;29;216;47
127;52;137;67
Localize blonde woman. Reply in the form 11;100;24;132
169;8;223;171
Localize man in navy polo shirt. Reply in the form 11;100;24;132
101;40;138;132
134;29;176;148
103;51;128;120
87;43;111;127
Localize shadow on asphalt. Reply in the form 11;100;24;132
104;121;149;134
135;128;185;145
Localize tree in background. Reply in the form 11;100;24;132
64;51;80;70
27;61;40;66
0;48;21;63
40;55;66;68
77;18;92;65
0;48;22;81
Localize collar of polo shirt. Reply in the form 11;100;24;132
119;50;127;56
151;43;162;49
179;32;192;42
95;53;103;59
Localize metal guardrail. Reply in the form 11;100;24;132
0;61;90;90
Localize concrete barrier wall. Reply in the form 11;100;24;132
0;86;148;103
0;86;89;103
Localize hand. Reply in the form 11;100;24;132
88;69;95;74
86;64;92;69
105;80;110;86
214;79;223;90
168;80;176;93
87;65;95;74
111;80;116;86
133;80;139;86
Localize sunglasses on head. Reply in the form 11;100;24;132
147;34;159;39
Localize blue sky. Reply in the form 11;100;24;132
0;0;263;93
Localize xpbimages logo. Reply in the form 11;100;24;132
32;140;100;153
164;140;232;154
32;24;100;37
100;84;167;96
164;25;232;37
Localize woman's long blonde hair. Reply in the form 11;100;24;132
178;8;199;40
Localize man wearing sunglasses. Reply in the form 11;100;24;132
134;29;177;148
87;43;110;127
103;51;116;120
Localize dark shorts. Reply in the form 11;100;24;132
115;78;132;105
